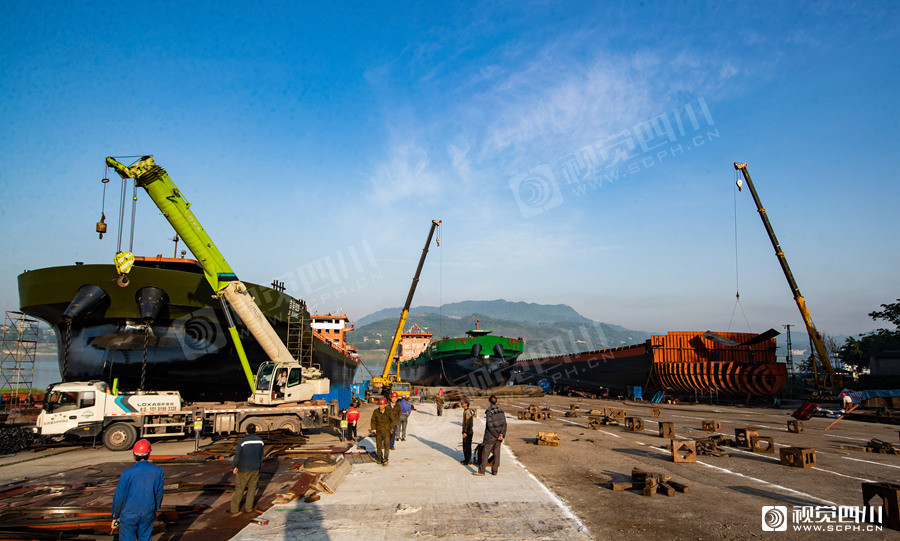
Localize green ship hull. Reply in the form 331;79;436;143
399;329;524;389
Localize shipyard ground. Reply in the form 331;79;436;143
1;395;897;539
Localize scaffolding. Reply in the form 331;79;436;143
1;311;40;408
285;311;313;369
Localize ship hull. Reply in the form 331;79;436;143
18;262;358;401
514;331;786;397
400;334;525;389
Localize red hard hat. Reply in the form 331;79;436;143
133;439;151;456
378;397;388;405
391;392;398;397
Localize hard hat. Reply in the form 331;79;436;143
391;392;398;397
133;439;151;456
378;397;388;405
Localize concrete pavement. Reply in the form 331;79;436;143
232;404;591;540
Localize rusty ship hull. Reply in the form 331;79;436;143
514;331;786;397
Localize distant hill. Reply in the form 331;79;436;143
349;300;651;359
357;299;596;326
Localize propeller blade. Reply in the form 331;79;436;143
701;331;740;347
740;328;780;346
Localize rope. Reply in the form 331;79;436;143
728;174;753;333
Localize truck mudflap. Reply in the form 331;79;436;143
64;422;103;439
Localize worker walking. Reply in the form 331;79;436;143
388;392;401;449
398;395;412;441
371;397;393;466
347;401;360;441
435;391;445;416
230;424;264;514
460;398;475;465
111;439;164;541
474;395;506;476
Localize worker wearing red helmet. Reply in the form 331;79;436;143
110;439;164;541
370;397;393;466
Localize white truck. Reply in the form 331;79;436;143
34;380;342;451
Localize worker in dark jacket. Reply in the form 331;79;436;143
388;392;402;449
111;439;164;541
460;398;475;465
370;397;393;466
474;395;507;476
230;424;264;514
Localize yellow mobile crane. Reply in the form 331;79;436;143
734;162;840;391
370;219;441;398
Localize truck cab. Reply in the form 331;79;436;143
37;381;109;439
249;361;330;405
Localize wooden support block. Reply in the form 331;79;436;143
750;435;775;454
672;439;697;463
587;417;601;430
642;476;658;497
658;481;676;496
787;420;805;433
779;447;816;468
609;481;633;491
631;467;649;482
659;422;675;439
528;404;539;414
668;480;690;494
734;428;758;448
651;407;661;418
702;420;721;432
517;411;527;420
862;482;900;530
624;416;644;431
570;404;580;410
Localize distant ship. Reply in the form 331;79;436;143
399;320;525;389
18;256;359;401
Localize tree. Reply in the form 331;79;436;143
838;298;900;372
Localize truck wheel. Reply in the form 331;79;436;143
240;417;269;433
273;416;302;434
103;423;137;452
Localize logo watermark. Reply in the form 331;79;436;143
271;240;383;310
761;505;883;532
173;306;228;360
510;97;718;218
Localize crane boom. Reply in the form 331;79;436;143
372;219;441;394
105;156;296;391
734;162;835;389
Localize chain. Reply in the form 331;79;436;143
63;321;72;382
140;330;150;390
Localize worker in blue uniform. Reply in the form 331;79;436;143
111;439;164;541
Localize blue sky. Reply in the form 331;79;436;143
1;1;897;339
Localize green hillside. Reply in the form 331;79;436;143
349;311;650;360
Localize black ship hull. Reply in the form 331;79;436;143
18;261;358;402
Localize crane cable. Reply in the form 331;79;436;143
729;169;753;333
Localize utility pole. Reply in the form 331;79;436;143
783;324;793;375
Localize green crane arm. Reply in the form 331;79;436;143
734;162;835;389
106;156;236;292
106;156;295;391
381;219;441;380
